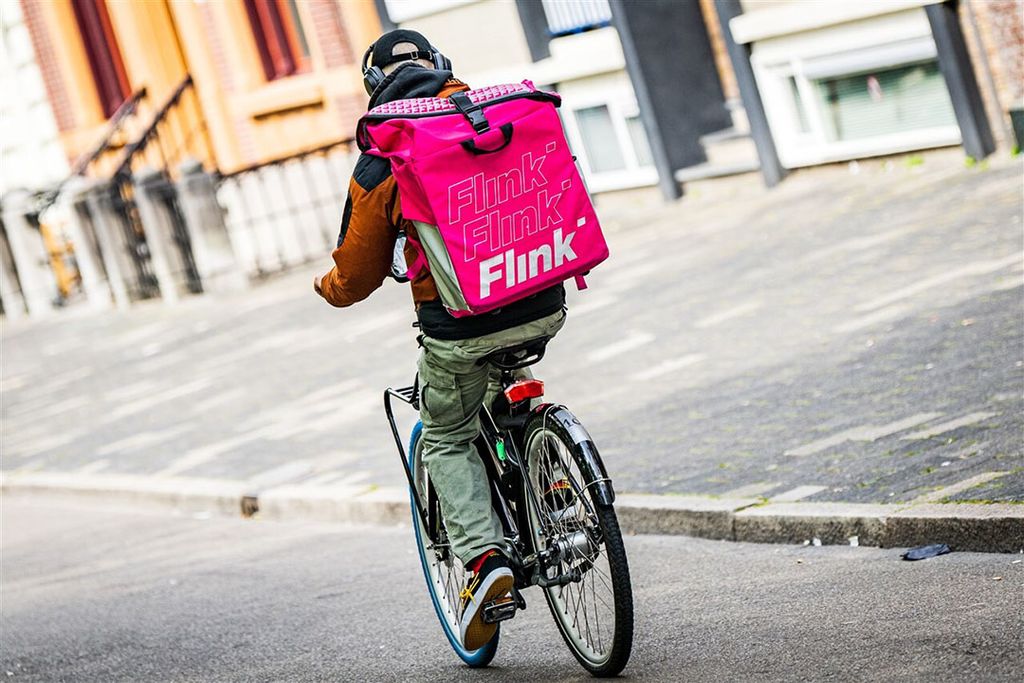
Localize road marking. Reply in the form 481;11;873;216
832;304;910;334
383;334;415;349
0;375;27;392
587;332;655;363
854;253;1021;312
771;485;827;502
303;379;363;405
76;459;111;474
911;471;1010;504
28;367;95;395
96;426;188;457
104;381;159;403
140;349;193;372
107;379;212;420
7;431;80;457
343;310;409;342
603;262;658;290
695;302;760;329
154;434;257;477
721;482;779;499
786;413;942;456
5;394;91;421
901;412;999;440
569;296;617;317
630;354;706;381
333;470;372;486
303;471;345;486
801;226;917;265
246;461;314;489
189;388;247;414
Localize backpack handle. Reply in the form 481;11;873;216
460;123;514;155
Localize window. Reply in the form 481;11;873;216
70;0;130;118
812;61;955;143
575;105;626;174
542;0;613;37
787;76;810;134
625;115;654;168
244;0;311;81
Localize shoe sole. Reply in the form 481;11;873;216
461;569;514;651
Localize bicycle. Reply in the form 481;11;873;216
384;336;633;677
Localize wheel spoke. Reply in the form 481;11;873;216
525;421;626;669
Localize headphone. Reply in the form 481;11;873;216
361;42;452;96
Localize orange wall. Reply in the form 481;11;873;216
33;0;381;174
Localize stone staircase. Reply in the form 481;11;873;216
674;99;762;185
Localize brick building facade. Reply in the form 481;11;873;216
19;0;381;175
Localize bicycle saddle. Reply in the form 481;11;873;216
477;336;551;371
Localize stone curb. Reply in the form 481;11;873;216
3;472;1022;553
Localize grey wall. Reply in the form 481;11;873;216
612;0;732;175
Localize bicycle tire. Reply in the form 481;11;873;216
522;409;633;677
407;421;500;668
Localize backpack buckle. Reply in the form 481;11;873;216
450;92;490;134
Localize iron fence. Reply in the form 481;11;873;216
215;140;358;278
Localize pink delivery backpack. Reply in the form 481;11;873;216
356;81;608;317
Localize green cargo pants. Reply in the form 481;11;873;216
418;309;566;566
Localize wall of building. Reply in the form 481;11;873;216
1;0;68;194
733;2;965;168
20;0;380;176
381;0;657;193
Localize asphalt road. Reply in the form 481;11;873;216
2;497;1022;682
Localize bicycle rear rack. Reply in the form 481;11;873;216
384;385;429;530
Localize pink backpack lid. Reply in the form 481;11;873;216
356;81;560;151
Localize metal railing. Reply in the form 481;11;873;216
542;0;612;37
216;139;358;277
109;75;213;184
103;76;212;298
34;87;148;215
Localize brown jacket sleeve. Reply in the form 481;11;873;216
317;162;401;308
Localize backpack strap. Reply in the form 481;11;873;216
404;232;429;281
574;274;588;291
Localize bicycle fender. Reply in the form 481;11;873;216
533;404;616;507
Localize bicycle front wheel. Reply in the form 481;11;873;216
407;422;499;668
523;408;633;677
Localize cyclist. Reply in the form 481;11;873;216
314;29;566;650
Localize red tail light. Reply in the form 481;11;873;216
504;379;544;404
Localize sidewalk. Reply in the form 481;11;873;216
3;150;1022;550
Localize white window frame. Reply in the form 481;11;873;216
560;88;658;193
751;11;962;168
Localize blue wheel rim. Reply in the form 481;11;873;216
408;421;498;664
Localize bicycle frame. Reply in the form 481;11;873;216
383;381;544;563
384;342;616;590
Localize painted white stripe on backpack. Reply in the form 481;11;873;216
586;332;655;363
630;354;706;381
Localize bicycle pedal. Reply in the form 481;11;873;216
481;595;518;624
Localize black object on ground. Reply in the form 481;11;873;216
902;544;952;561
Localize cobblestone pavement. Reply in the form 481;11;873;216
3;151;1022;506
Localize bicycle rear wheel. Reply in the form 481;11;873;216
407;422;499;667
523;409;633;677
